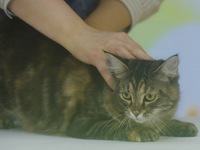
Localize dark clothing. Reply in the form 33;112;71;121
65;0;100;19
0;0;100;19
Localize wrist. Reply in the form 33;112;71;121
61;23;95;53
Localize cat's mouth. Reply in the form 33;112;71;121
126;111;147;124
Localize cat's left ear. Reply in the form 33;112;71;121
159;55;179;77
105;52;129;79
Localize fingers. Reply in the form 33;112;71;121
105;32;152;60
126;43;152;60
125;35;152;60
97;62;115;90
90;32;152;90
105;46;136;60
68;27;152;90
89;50;115;90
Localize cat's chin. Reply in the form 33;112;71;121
134;118;146;124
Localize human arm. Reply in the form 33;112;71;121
85;0;163;31
1;0;155;89
85;0;132;32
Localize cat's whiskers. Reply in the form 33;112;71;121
148;116;168;135
155;118;177;136
127;119;133;130
113;116;129;140
118;116;128;128
153;119;166;135
125;118;134;139
96;104;106;110
99;114;123;138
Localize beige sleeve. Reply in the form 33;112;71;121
0;0;13;18
120;0;164;27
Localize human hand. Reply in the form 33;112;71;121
65;26;152;89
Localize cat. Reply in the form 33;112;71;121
0;15;198;142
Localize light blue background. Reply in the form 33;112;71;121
129;0;200;116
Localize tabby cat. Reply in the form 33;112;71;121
0;16;198;142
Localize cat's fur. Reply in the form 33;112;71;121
0;16;198;142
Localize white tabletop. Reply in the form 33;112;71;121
0;117;199;150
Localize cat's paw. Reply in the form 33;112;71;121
128;129;159;142
163;119;198;137
171;122;198;137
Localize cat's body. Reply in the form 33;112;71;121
0;16;198;142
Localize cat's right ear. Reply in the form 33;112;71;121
160;55;179;77
105;52;129;79
155;55;179;80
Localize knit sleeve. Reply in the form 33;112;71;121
0;0;13;18
120;0;164;27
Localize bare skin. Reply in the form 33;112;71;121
8;0;152;89
85;0;132;31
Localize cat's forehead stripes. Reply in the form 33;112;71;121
129;78;149;95
130;61;151;82
137;81;146;95
127;82;134;93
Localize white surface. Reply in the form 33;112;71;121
0;117;199;150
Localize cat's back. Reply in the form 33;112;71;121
0;16;89;78
0;16;94;119
0;15;100;133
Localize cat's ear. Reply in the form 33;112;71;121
105;52;129;79
159;55;179;77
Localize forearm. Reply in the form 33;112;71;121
4;0;152;89
85;0;131;32
8;0;87;50
86;0;163;31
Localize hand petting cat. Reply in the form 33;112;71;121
65;26;152;89
6;0;154;89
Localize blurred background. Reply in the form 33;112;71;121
129;0;200;117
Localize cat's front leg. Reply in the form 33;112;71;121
80;121;160;142
68;116;160;142
161;119;198;137
128;128;160;142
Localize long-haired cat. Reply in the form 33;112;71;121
0;15;198;142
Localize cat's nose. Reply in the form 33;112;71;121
133;111;140;117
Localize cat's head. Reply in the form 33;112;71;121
106;53;179;125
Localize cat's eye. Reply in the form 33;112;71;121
144;93;157;101
120;92;132;101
